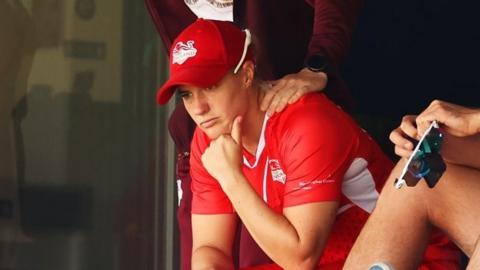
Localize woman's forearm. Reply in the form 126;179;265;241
221;172;335;270
441;133;480;170
191;246;234;270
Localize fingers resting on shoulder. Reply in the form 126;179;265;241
260;68;327;116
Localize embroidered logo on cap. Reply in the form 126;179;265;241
172;41;197;65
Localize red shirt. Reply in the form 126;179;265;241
191;93;393;268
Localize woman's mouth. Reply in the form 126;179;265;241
200;118;218;128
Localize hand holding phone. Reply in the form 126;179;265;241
394;121;446;189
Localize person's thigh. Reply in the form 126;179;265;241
345;160;480;269
425;162;480;255
344;161;433;270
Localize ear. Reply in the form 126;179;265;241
240;60;255;88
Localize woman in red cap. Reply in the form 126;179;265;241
157;19;458;269
145;1;363;269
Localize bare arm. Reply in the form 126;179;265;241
222;172;338;269
389;100;480;169
439;133;480;170
201;117;339;269
415;100;480;137
415;100;480;169
191;214;237;270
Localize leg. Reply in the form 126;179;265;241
344;161;432;270
344;160;480;270
426;162;480;254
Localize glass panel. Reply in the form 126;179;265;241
0;0;176;269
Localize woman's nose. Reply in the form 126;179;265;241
190;94;209;115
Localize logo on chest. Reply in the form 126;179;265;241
269;159;286;184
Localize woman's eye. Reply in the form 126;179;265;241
179;91;191;99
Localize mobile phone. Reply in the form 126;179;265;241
394;121;446;189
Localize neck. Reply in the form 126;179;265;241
241;82;266;155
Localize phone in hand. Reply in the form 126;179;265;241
394;121;446;189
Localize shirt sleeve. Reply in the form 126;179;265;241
305;0;364;68
280;97;359;207
190;129;234;214
144;0;197;53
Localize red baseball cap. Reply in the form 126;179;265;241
156;19;254;104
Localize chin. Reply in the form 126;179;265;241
202;126;228;140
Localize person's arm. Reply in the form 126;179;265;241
418;100;480;169
440;132;480;170
389;101;480;169
202;107;355;268
144;0;196;53
306;0;364;68
190;129;240;269
390;119;480;169
415;100;480;137
221;175;338;269
191;214;237;270
261;0;363;115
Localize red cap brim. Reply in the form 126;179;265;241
156;65;228;104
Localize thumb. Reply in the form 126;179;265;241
231;116;242;145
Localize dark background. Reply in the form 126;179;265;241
342;0;480;159
345;0;480;117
